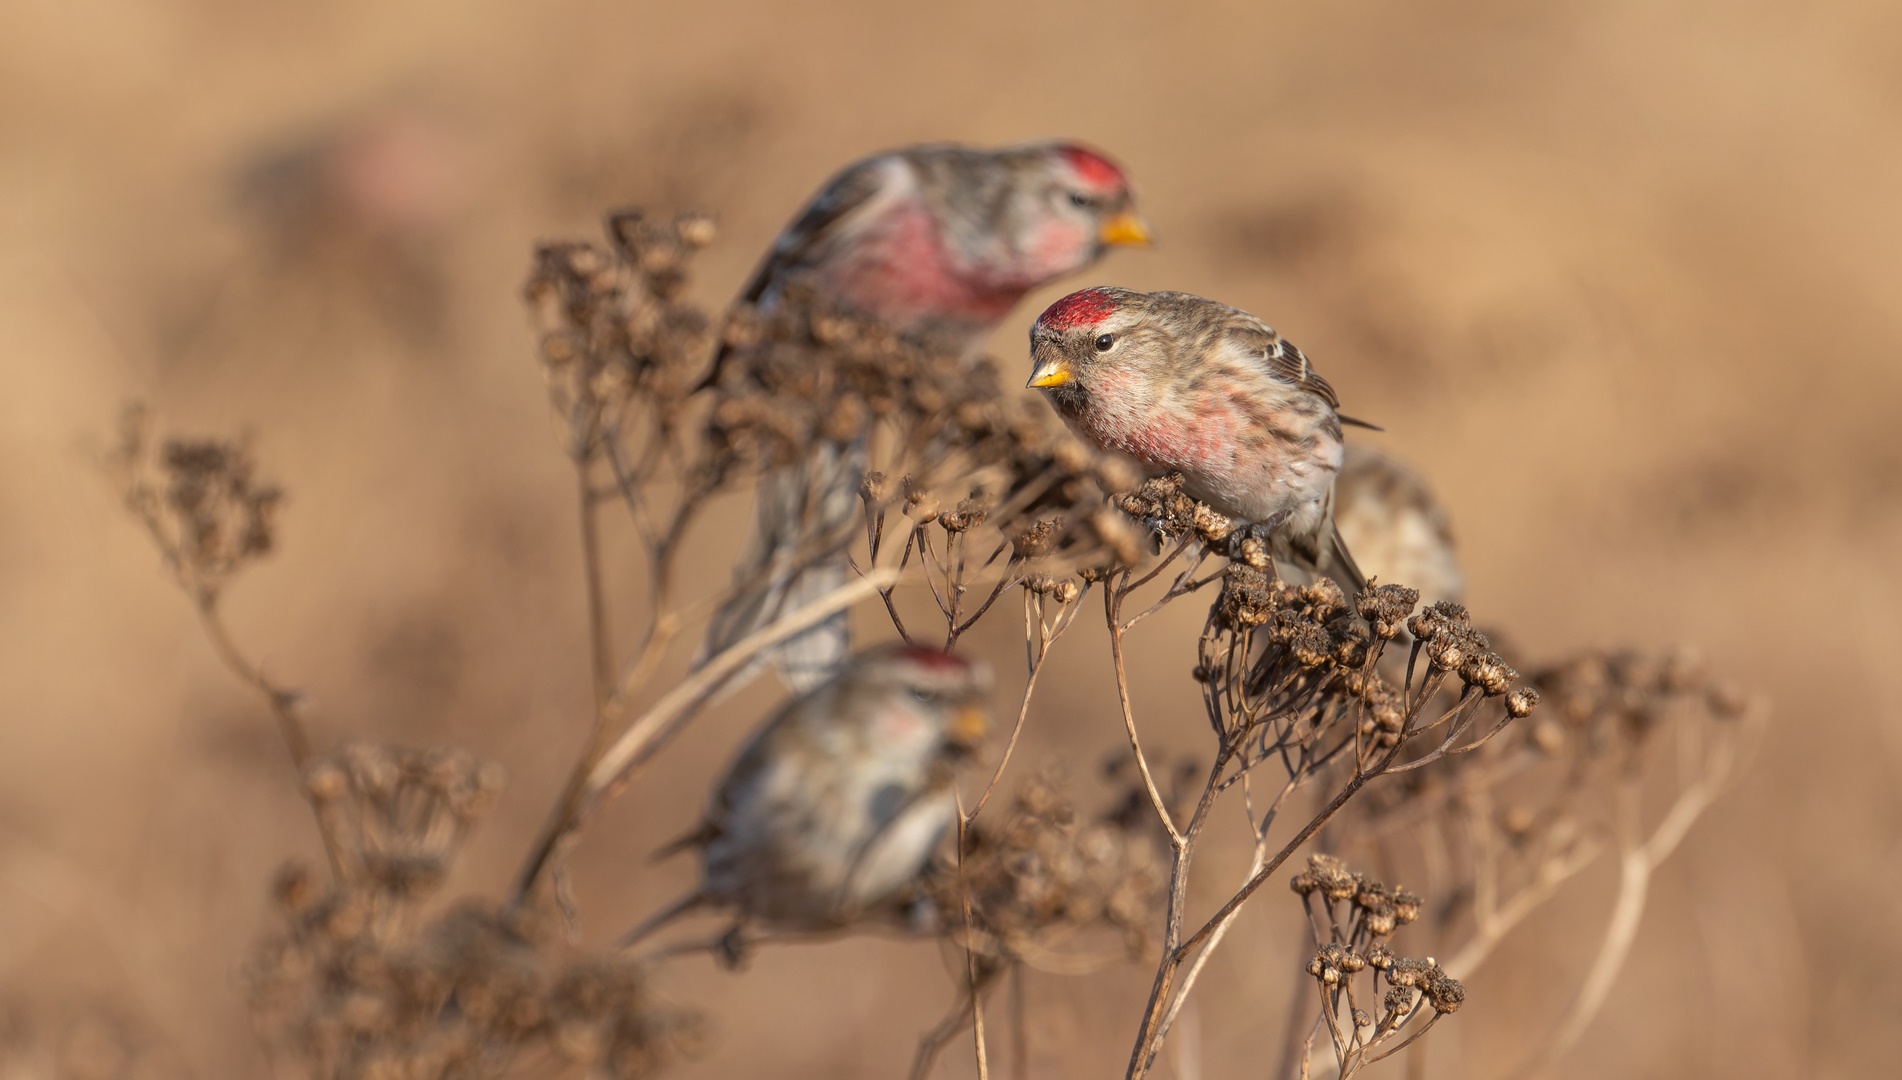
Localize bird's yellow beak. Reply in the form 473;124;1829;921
948;706;989;747
1026;360;1073;389
1098;210;1153;248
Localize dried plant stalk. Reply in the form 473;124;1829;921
104;203;1759;1080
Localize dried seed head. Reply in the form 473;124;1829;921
1217;563;1275;630
1460;651;1518;696
938;497;989;534
1234;534;1272;570
1425;974;1466;1013
271;862;318;913
1012;518;1062;561
903;478;941;521
1507;686;1542;718
1191;503;1233;544
1392;888;1423;925
1357;583;1421;640
674;212;717;248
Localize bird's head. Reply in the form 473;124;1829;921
849;644;995;755
969;143;1149;285
1025;286;1157;404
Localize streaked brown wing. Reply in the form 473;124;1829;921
700;157;893;389
736;156;891;304
1223;320;1342;410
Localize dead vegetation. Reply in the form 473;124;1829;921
104;210;1760;1080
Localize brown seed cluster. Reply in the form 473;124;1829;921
923;770;1169;964
246;891;702;1080
1530;646;1743;758
249;744;700;1080
1408;601;1520;697
1291;854;1424;948
303;743;507;896
1296;854;1465;1074
108;405;283;601
525;211;716;452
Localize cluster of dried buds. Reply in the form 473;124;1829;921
303;743;507;897
1199;570;1424;750
1294;855;1464;1074
246;890;701;1080
1529;646;1745;761
524;211;716;451
523;211;1159;631
249;743;700;1080
1407;601;1530;706
1291;854;1423;949
1113;473;1235;549
107;406;283;601
923;770;1169;965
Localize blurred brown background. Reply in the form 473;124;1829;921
3;0;1899;1076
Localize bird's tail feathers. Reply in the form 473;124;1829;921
650;820;718;864
616;889;710;952
1326;521;1370;597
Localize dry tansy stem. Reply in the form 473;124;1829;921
104;199;1759;1080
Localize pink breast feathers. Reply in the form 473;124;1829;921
828;203;1022;325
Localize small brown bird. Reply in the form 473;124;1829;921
623;644;993;947
1026;287;1366;591
704;142;1151;692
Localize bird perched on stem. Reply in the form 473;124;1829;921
622;644;993;951
1025;286;1367;592
702;142;1150;691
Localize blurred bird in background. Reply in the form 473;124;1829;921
1331;444;1464;608
622;644;993;950
702;142;1150;691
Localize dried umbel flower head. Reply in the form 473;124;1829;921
246;894;702;1080
304;743;507;897
1297;855;1464;1074
525;211;716;461
1114;473;1198;541
924;768;1169;962
108;405;283;601
1532;645;1729;759
1293;855;1424;949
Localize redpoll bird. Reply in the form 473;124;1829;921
1026;287;1367;591
1332;445;1464;608
704;143;1150;692
624;644;993;946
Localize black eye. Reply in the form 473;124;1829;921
1068;191;1094;209
1094;333;1115;352
910;687;937;705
